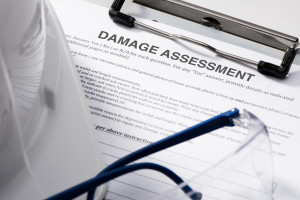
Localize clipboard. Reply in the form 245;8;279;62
107;0;299;78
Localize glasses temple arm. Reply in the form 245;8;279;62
45;108;239;200
86;109;239;198
46;162;202;200
101;108;239;173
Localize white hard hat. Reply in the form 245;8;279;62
0;0;106;199
0;0;49;186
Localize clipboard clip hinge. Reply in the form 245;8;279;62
109;0;135;27
258;47;296;78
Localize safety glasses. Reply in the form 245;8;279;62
47;108;274;200
153;110;274;200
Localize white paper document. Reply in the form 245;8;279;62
51;0;300;199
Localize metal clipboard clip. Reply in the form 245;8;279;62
109;0;299;78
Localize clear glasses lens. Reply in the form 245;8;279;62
153;110;274;200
